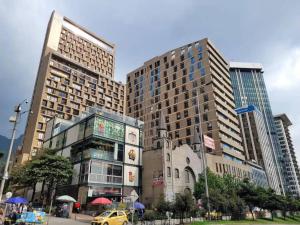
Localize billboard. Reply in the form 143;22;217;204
203;135;215;150
125;126;139;146
124;145;140;165
94;117;124;141
124;166;139;186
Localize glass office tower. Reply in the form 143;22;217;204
229;62;285;194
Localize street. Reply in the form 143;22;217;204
46;214;92;225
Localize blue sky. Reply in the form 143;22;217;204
0;0;300;159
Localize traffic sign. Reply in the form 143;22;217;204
130;190;139;202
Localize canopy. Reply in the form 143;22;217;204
5;197;28;204
134;202;145;209
56;195;76;203
91;197;112;205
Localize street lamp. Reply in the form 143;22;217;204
192;89;211;220
0;99;30;201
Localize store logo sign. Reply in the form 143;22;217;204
128;149;136;161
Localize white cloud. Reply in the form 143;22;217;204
264;46;300;166
265;48;300;91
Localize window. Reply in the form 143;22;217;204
173;105;177;112
175;169;179;178
174;96;178;103
37;123;43;130
47;88;53;94
203;113;208;121
167;153;170;161
184;101;189;109
176;113;181;119
42;100;47;106
184;92;189;100
191;57;195;64
38;132;44;140
186;128;191;136
184;110;189;118
200;68;206;76
176;122;180;129
180;62;184;69
204;94;209;102
167;167;171;177
198;53;203;60
187;118;192;126
185;169;190;183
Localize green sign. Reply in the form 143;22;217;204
94;117;124;141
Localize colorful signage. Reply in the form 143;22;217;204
124;145;140;165
124;166;139;186
152;170;164;186
94;117;124;141
125;126;139;146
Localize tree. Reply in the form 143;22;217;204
195;170;245;220
11;149;73;204
35;150;73;204
238;179;260;220
11;161;42;201
260;188;281;220
156;195;173;213
174;192;195;224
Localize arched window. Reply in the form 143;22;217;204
157;141;161;149
185;169;190;183
175;168;179;178
166;153;170;161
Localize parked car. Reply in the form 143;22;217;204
91;210;128;225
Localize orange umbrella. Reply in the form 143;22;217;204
91;197;112;205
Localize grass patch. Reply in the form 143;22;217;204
191;216;300;225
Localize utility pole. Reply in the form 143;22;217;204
0;99;29;201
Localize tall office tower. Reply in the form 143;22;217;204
19;11;125;163
274;114;300;197
126;38;245;165
229;62;285;194
236;105;281;194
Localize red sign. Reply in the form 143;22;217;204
152;177;164;186
203;135;215;150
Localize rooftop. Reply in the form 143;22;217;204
274;113;292;126
229;61;263;70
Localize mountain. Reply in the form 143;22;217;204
0;134;24;161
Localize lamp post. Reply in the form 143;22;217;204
0;99;29;201
194;89;211;221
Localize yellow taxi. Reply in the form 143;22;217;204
91;210;128;225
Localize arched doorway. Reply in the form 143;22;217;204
184;166;196;192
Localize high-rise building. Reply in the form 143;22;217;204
229;62;285;194
274;114;300;197
126;38;246;172
236;105;281;193
19;11;125;163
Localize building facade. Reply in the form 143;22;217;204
236;105;281;193
274;114;300;197
126;38;245;164
142;118;203;206
143;115;268;206
19;11;125;163
229;62;285;194
43;107;143;204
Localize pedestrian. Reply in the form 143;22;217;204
74;202;81;213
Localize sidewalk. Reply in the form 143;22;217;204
71;213;93;223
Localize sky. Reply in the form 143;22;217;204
0;0;300;160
